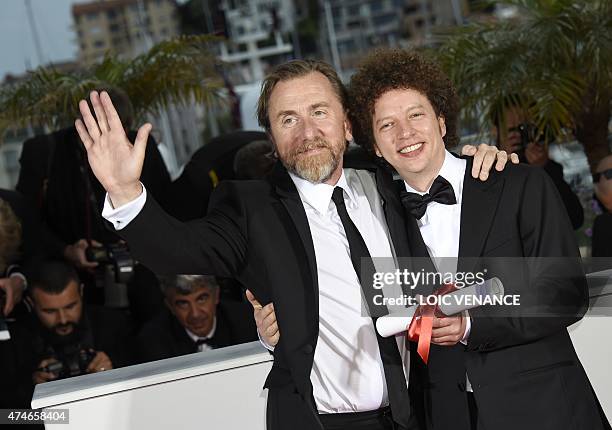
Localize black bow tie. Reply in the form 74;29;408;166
399;176;457;219
195;338;214;348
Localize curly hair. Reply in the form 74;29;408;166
0;198;21;273
348;49;460;154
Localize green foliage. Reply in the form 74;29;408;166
0;34;225;139
434;0;612;153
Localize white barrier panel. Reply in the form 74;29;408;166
32;342;272;430
32;271;612;429
569;269;612;422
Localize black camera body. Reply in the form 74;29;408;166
40;345;97;379
517;122;544;149
86;243;134;284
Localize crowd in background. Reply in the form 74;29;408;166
0;87;611;425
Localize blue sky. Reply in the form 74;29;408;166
0;0;83;79
0;0;189;80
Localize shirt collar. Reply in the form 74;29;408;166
184;317;217;343
403;150;465;203
289;170;356;215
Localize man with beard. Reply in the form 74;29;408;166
74;60;512;430
2;261;133;405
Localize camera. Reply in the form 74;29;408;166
86;243;135;284
517;123;544;149
39;344;97;379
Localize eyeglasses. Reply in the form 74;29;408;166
593;168;612;183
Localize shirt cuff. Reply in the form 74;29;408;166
257;330;275;352
102;183;147;230
460;311;471;345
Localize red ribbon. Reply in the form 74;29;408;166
406;283;457;364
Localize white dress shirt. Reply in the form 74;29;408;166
101;169;410;414
404;150;472;388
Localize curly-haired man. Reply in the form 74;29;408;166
349;48;608;430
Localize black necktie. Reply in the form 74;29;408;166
400;175;456;219
331;186;412;428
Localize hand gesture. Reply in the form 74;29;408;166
75;91;150;207
246;290;280;348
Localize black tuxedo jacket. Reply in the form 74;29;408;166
116;161;419;430
136;300;257;363
376;158;608;430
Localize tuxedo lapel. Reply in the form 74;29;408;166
269;162;320;307
458;158;505;274
376;166;437;295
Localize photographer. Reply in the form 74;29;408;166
136;275;256;363
5;261;134;400
493;98;584;229
16;87;170;321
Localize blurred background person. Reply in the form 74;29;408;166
167;131;269;221
232;139;275;180
592;155;612;257
492;96;584;229
136;275;256;363
0;194;26;318
16;87;171;324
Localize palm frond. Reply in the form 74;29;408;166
0;34;224;140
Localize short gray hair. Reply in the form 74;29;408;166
157;275;219;296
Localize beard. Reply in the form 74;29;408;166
41;321;83;347
282;136;344;184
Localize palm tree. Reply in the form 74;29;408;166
434;0;612;172
0;34;225;139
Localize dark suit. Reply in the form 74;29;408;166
543;159;584;230
376;158;608;430
137;300;257;363
114;161;419;430
592;212;612;257
1;305;135;410
16;126;171;255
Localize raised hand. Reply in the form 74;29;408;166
75;91;151;208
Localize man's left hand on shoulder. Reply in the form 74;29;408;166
461;143;520;180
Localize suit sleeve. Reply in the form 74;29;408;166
139;135;172;212
466;167;589;352
592;213;612;258
117;180;248;279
